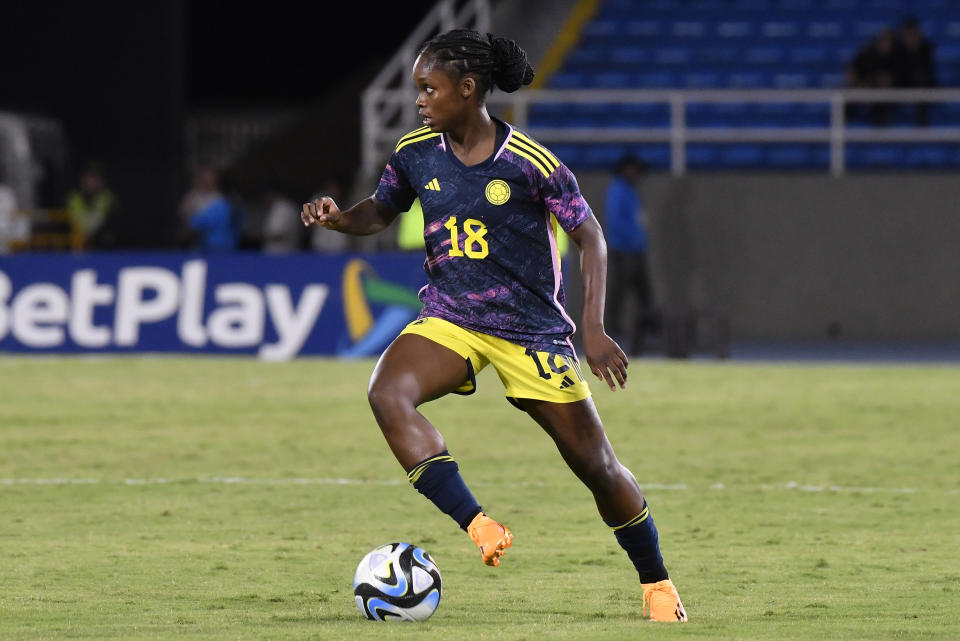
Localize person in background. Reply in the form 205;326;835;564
178;163;222;223
66;162;117;249
604;155;656;356
261;187;304;252
845;28;902;125
898;16;938;125
185;167;239;251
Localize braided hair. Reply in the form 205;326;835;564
419;29;535;97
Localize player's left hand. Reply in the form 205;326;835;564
583;330;628;391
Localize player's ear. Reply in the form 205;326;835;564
460;76;476;100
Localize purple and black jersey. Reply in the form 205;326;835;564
375;118;591;356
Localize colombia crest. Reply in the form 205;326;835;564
485;179;510;205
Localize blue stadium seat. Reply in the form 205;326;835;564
806;20;846;39
733;0;773;11
779;0;816;10
528;104;568;128
716;21;754;38
549;145;584;168
913;0;951;10
634;71;680;88
728;71;770;88
847;144;905;168
937;44;960;63
582;20;620;38
625;20;663;37
611;46;651;65
904;144;950;167
549;72;588;89
687;103;750;126
584;145;630;168
866;0;907;9
566;47;606;67
686;144;721;168
773;72;812;88
853;20;889;39
762;21;800;38
789;45;832;65
818;72;846;87
767;145;813;167
631;145;671;169
683;71;723;88
655;48;693;65
695;46;740;65
591;72;633;88
722;144;766;167
745;46;786;65
822;0;859;10
545;0;960;169
611;103;671;127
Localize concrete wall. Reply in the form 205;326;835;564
574;172;960;340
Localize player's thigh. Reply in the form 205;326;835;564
517;396;616;468
369;333;471;407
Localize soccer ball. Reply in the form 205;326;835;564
353;542;442;622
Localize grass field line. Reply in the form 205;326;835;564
0;477;954;494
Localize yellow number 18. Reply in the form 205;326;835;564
444;216;489;259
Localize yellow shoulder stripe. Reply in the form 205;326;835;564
512;132;560;168
506;142;552;178
510;136;559;174
397;126;430;144
396;132;441;153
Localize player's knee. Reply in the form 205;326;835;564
367;376;416;417
580;455;625;496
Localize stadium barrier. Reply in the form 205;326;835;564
0;252;427;359
364;88;960;177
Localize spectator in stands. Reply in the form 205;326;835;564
846;28;903;125
898;16;938;125
261;187;304;252
66;162;117;249
603;155;657;356
184;167;239;251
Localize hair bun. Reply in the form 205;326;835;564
488;34;535;93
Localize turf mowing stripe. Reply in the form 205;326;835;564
1;478;952;493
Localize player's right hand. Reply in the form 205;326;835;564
301;197;343;229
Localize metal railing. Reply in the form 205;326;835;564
365;87;960;176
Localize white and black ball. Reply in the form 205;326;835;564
353;542;442;622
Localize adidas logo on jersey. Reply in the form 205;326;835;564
559;375;577;389
424;178;441;191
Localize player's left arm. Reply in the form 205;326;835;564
567;214;628;391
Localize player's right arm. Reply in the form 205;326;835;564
301;196;399;236
303;129;423;235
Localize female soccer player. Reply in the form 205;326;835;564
302;29;687;622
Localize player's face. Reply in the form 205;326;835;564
412;54;466;132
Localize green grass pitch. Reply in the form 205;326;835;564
1;356;958;640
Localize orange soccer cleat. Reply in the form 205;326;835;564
467;512;513;567
641;579;688;622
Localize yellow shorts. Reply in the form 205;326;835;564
399;316;592;406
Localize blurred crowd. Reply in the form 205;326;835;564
0;160;358;254
0;14;948;254
845;16;938;125
174;163;352;254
